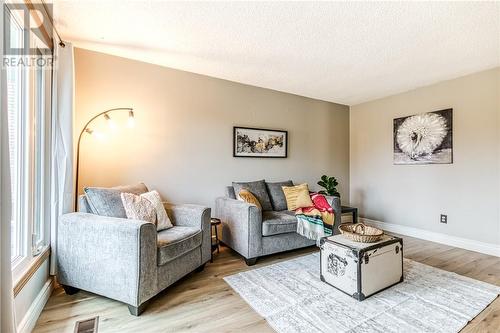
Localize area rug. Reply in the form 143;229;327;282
224;253;500;333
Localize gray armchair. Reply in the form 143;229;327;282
57;197;211;316
215;184;341;266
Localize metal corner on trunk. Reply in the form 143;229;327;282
352;292;366;301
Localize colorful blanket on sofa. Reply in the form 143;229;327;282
295;193;334;243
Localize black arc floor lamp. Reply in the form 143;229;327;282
74;107;135;210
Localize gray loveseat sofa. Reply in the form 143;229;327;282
57;188;211;316
215;180;341;266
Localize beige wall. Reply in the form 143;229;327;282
74;48;350;208
350;68;500;245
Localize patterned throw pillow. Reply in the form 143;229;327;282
121;190;173;231
281;183;314;211
238;189;262;210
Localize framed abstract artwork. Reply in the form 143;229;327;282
393;108;453;165
233;126;288;158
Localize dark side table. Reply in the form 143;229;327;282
210;218;221;262
341;206;358;224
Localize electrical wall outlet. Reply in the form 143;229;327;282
440;214;447;224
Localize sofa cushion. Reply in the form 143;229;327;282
157;226;202;266
262;210;297;236
84;183;149;218
232;180;273;211
266;181;293;211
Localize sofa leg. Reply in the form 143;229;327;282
61;284;80;295
195;263;206;272
128;302;148;316
245;257;258;266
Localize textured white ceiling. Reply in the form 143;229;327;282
54;1;500;105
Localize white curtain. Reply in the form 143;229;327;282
49;43;75;275
0;3;17;331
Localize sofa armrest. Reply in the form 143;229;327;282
56;213;157;306
325;195;342;234
163;203;211;264
215;197;262;258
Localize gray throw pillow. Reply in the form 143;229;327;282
266;180;294;211
84;183;149;218
232;180;273;211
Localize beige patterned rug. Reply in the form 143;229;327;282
224;253;499;333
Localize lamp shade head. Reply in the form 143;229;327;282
128;110;135;128
104;113;117;131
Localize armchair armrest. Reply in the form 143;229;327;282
57;212;157;307
163;203;210;229
215;197;262;258
163;203;211;264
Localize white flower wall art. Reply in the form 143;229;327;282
393;109;453;164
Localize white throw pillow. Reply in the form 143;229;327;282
121;190;173;231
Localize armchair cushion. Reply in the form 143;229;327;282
265;180;293;211
232;180;272;211
157;226;202;266
84;183;149;218
225;186;237;199
262;210;297;236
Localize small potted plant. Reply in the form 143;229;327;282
317;175;340;198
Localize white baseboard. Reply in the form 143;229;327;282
17;278;53;333
360;218;500;257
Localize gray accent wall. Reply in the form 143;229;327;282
74;48;350;208
350;68;500;245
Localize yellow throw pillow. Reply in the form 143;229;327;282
238;189;262;210
282;183;313;211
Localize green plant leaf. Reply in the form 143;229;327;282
318;181;327;188
319;175;340;197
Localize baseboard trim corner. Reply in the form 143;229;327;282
360;218;500;257
17;277;53;333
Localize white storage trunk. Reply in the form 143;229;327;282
320;234;403;301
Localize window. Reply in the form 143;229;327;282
7;7;26;265
33;47;51;255
6;6;52;279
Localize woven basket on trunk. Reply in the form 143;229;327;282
338;223;384;243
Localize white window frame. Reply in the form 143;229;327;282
8;5;52;281
9;7;30;276
32;42;52;255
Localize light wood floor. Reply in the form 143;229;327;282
34;235;500;333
